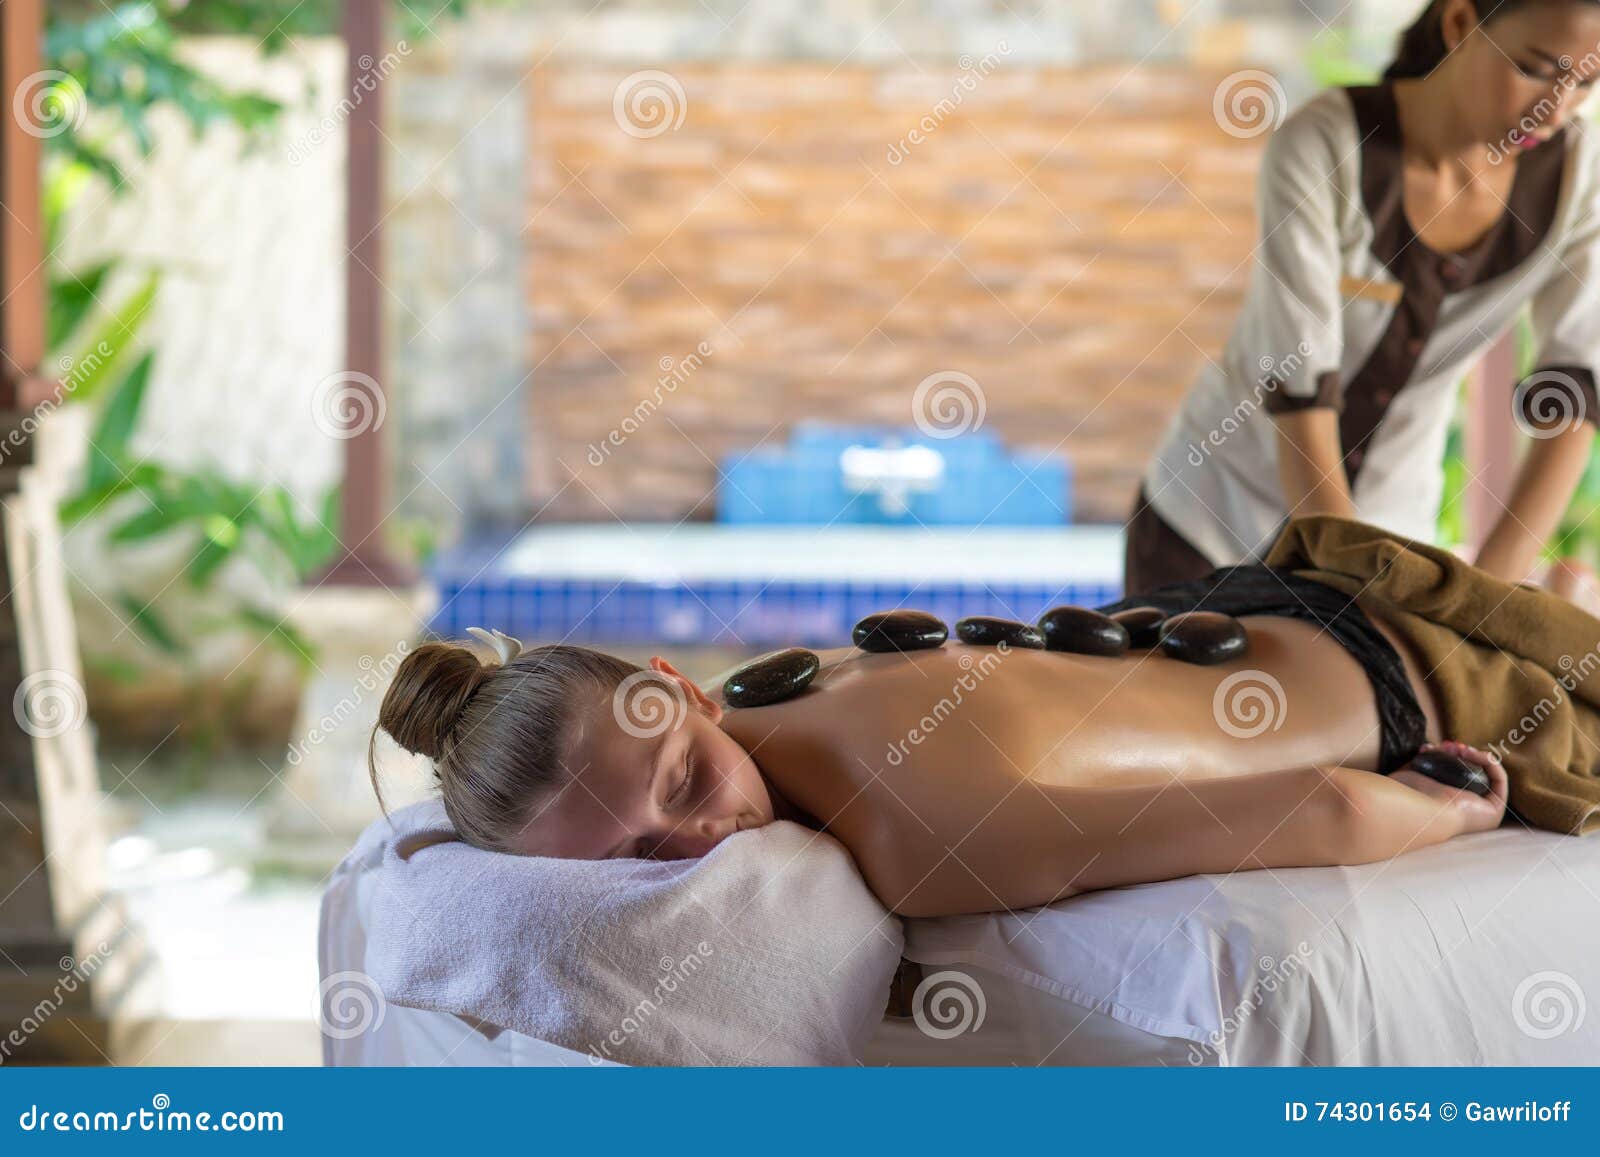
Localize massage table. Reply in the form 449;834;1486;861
320;823;1600;1066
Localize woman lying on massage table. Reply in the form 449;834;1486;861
370;517;1600;919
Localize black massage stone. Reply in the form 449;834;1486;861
1404;751;1492;797
956;616;1045;649
852;610;948;653
722;648;821;708
1110;606;1167;649
1157;611;1249;666
1036;606;1129;656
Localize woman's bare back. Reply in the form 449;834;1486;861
710;612;1456;914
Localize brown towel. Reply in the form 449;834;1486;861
1265;514;1600;836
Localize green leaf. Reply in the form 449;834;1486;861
84;350;154;492
47;259;113;350
61;271;159;406
107;500;192;544
186;532;238;588
235;603;317;669
114;592;185;656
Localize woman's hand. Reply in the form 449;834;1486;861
1390;741;1508;835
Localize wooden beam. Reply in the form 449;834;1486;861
0;0;149;1064
314;0;413;587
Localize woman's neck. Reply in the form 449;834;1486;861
1391;74;1492;170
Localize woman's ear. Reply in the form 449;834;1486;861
1439;0;1475;54
648;656;722;721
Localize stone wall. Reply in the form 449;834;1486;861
384;0;1391;531
523;62;1265;523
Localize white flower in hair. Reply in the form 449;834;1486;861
465;626;524;666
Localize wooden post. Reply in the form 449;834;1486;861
1;0;147;1064
313;0;413;588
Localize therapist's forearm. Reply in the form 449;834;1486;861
1475;422;1595;582
1273;408;1357;519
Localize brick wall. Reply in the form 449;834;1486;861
524;63;1267;524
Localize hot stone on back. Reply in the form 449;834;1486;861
722;648;822;708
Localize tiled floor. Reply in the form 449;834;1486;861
99;747;333;1066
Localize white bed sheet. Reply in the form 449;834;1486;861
321;825;1600;1066
903;825;1600;1065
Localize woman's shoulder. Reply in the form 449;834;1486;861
1259;85;1362;181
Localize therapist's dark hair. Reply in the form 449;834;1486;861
370;640;642;852
1385;0;1600;80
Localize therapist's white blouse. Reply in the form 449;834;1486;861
1143;82;1600;567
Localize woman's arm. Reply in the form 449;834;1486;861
1474;420;1594;583
873;749;1505;918
1273;409;1357;519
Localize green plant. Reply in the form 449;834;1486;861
40;1;483;674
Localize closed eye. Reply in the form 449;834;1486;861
668;752;695;807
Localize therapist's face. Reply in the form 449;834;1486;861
1443;1;1600;145
506;659;775;861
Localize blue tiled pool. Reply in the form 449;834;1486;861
428;524;1126;649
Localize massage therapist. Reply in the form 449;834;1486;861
1128;0;1600;593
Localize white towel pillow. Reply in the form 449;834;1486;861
348;799;904;1066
